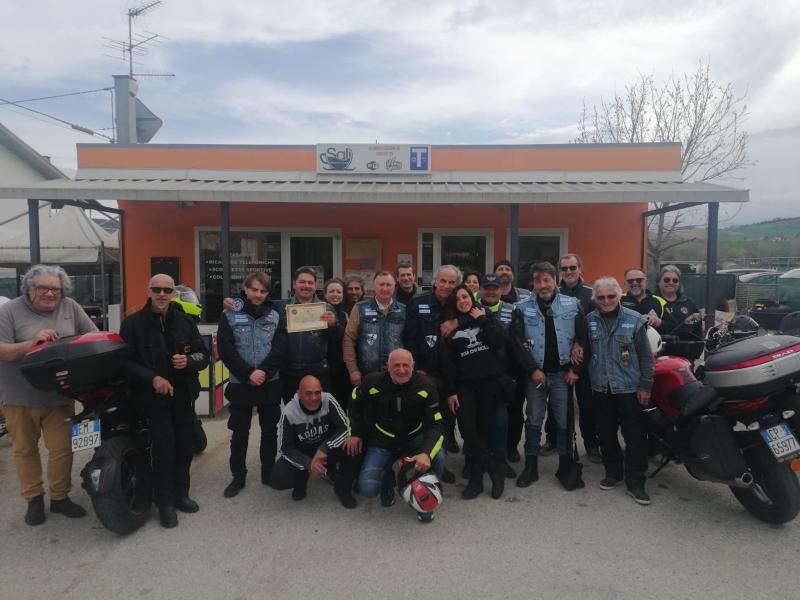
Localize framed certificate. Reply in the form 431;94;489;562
286;302;327;333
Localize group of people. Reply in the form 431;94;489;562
0;256;703;528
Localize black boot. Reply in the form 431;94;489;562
516;456;539;488
223;477;246;498
555;454;585;491
25;495;46;526
461;457;485;499
487;458;506;499
158;505;178;528
292;472;309;501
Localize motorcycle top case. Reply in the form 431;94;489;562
704;335;800;399
21;332;132;393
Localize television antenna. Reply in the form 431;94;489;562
103;1;174;78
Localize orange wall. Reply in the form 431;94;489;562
82;143;672;310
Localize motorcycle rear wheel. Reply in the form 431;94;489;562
730;443;800;525
91;437;153;534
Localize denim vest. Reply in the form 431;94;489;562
357;298;406;374
284;297;332;374
519;293;578;368
587;306;646;394
224;308;280;384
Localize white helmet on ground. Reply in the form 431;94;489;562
646;326;663;355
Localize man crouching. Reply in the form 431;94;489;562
270;375;359;508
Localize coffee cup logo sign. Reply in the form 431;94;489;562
316;144;430;175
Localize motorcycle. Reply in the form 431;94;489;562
646;323;800;524
21;332;154;534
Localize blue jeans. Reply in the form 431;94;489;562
524;373;569;457
358;435;446;500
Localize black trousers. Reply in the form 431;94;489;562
545;376;599;451
280;370;331;404
227;383;282;481
142;397;195;507
329;369;353;413
270;447;361;495
456;378;500;461
594;390;648;487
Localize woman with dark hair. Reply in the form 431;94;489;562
440;284;508;499
218;271;286;498
463;271;481;298
654;265;703;361
324;278;352;411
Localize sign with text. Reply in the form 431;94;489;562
316;144;430;175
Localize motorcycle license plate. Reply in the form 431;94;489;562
71;419;101;453
761;422;800;461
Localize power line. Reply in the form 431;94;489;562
0;87;113;106
0;96;113;141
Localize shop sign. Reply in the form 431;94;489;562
316;144;430;175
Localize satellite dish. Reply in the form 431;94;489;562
135;97;162;143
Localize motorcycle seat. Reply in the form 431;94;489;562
679;385;718;420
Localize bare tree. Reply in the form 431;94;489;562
575;61;750;271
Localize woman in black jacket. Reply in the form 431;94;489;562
441;284;508;499
217;272;287;498
324;277;352;412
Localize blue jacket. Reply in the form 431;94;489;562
355;298;406;375
513;293;579;371
218;299;284;384
587;306;650;394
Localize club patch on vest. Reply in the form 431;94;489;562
365;333;378;346
233;297;244;312
425;334;437;348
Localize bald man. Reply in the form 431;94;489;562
270;375;358;508
346;349;446;522
120;274;209;528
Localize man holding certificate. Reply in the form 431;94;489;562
279;267;342;404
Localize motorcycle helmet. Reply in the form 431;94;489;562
393;457;443;513
171;285;203;319
646;326;663;355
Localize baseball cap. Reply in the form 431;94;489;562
480;274;501;288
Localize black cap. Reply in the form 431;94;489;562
481;274;501;288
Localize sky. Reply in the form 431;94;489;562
1;0;799;225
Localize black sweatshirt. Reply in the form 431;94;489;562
440;314;507;395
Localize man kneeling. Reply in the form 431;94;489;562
270;376;358;508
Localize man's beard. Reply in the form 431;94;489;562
498;274;512;285
536;289;554;301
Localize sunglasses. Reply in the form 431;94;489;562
626;278;645;284
661;277;680;284
150;286;175;295
596;294;618;301
560;265;578;272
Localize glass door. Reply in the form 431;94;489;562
284;232;341;298
507;229;567;289
419;230;492;287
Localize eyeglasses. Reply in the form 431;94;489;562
560;265;578;272
626;278;645;284
149;287;175;295
661;277;680;284
34;286;62;295
596;294;618;301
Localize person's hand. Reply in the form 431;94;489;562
344;436;363;456
571;343;584;365
646;314;662;328
531;369;546;386
448;394;460;414
564;370;579;386
152;376;174;396
440;319;458;338
171;354;188;369
248;369;267;386
321;311;337;327
469;306;486;319
410;453;431;472
637;390;651;406
309;450;328;477
30;329;59;347
349;371;362;386
222;297;235;311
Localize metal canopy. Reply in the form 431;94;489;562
0;177;748;205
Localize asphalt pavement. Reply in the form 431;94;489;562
0;413;798;600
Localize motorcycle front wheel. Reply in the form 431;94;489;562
730;443;800;525
91;436;153;534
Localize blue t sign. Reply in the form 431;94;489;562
410;146;428;171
